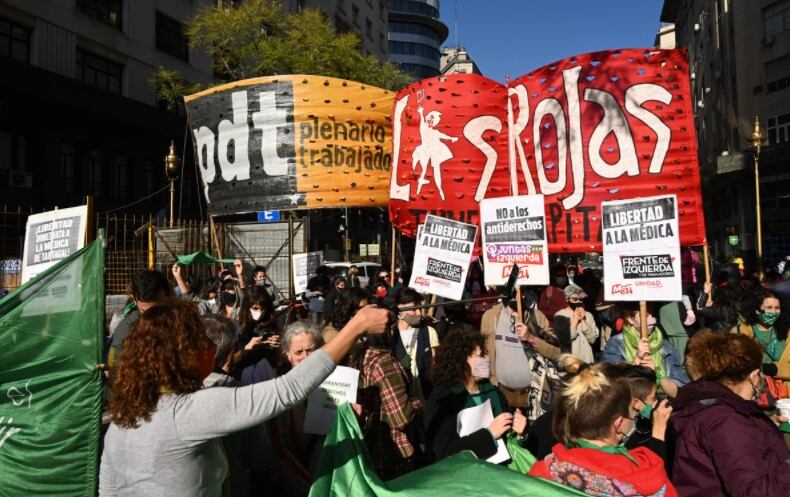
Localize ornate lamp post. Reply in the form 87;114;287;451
164;141;182;228
749;116;765;278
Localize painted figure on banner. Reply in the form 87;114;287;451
413;90;458;200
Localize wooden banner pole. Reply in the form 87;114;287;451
390;227;397;287
703;243;711;285
426;294;438;318
515;286;523;324
639;301;649;340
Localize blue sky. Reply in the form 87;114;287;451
439;0;665;83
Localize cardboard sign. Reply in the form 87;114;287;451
21;205;87;284
185;75;393;215
389;49;706;253
480;194;549;286
292;251;323;294
409;215;477;300
303;366;359;435
602;194;681;301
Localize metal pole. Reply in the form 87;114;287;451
169;179;175;228
754;150;763;278
288;212;295;301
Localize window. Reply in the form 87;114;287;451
763;0;790;38
115;154;128;200
767;77;790;92
0;133;27;171
366;19;373;40
388;22;440;42
0;18;31;62
156;12;189;62
87;150;104;196
76;0;123;30
352;4;360;27
388;0;439;18
60;144;76;194
337;0;346;14
388;40;440;60
380;31;386;51
767;114;790;145
76;49;122;94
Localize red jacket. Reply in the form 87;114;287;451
529;443;678;497
538;286;567;324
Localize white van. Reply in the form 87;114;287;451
324;262;383;288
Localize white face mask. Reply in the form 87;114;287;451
633;315;657;332
250;309;262;321
471;357;491;380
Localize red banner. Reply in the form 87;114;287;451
389;49;706;253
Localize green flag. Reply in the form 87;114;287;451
0;233;105;496
310;403;584;497
176;251;234;265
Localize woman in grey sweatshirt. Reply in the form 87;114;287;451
99;299;388;497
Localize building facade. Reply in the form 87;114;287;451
661;0;790;268
281;0;389;61
440;46;480;75
388;0;448;80
0;0;216;217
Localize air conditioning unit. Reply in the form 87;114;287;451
0;169;33;188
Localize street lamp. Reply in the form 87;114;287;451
164;140;182;228
749;116;765;278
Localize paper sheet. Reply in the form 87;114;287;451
456;399;510;464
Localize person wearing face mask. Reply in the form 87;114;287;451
539;265;571;326
480;290;562;420
529;361;678;497
392;288;440;402
423;327;527;462
735;290;790;387
346;316;423;480
669;331;790;496
553;284;599;363
173;262;246;319
100;299;391;497
602;302;689;398
524;360;672;462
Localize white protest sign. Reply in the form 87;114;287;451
480;194;549;286
292;251;323;294
602;194;682;301
21;205;88;284
456;399;510;464
409;215;477;300
303;366;359;435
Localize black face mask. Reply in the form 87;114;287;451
568;301;584;310
220;291;236;306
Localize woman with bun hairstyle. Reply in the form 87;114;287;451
669;331;790;497
529;358;677;497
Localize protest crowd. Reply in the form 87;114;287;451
94;252;790;497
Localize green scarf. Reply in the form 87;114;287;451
752;325;786;362
622;324;666;389
452;382;505;416
572;439;637;465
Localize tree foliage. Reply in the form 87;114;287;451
154;0;411;107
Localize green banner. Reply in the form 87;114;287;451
0;233;105;496
310;403;583;497
176;251;235;265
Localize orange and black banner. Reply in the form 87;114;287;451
185;75;394;215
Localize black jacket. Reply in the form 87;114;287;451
422;382;507;462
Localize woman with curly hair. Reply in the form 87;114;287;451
670;331;790;496
529;359;677;497
99;298;388;497
422;326;527;462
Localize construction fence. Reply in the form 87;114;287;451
0;206;306;298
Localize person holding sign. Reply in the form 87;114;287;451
100;299;389;497
528;362;678;497
423;327;527;462
602;303;689;398
553;284;599;364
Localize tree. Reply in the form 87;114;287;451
154;0;411;107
